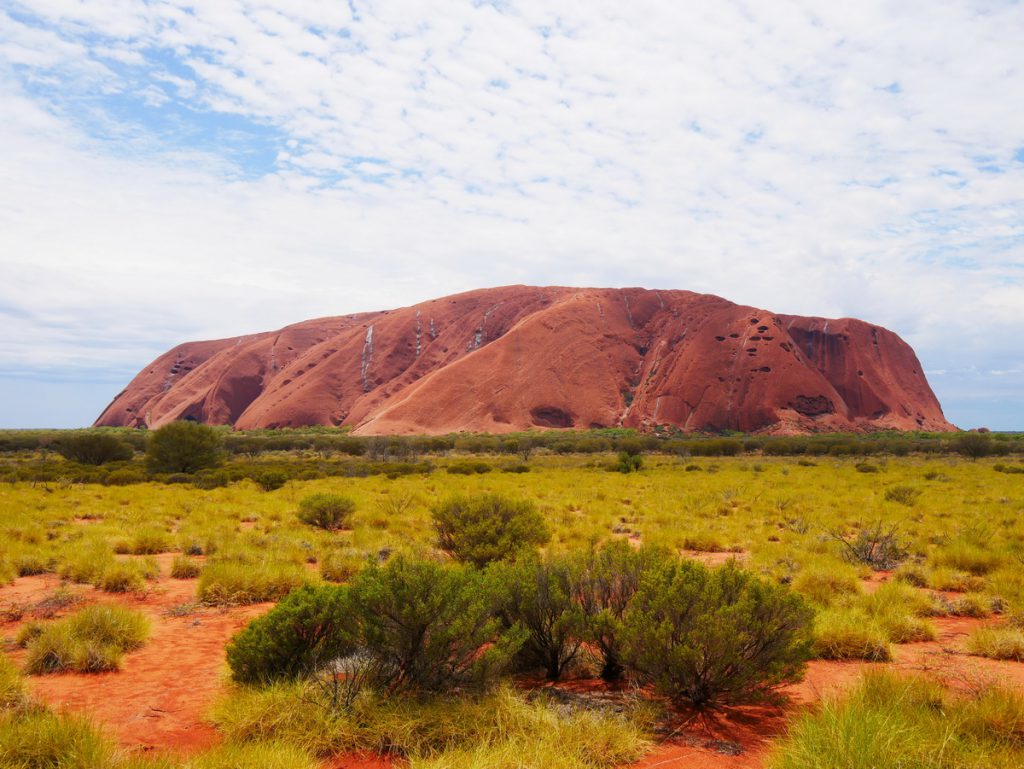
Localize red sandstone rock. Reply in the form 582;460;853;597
95;286;954;434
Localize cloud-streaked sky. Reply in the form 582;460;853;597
1;1;1022;429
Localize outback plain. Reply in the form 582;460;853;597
2;428;1024;769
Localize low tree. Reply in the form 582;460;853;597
145;421;223;474
56;432;133;465
622;560;813;707
226;584;355;684
432;493;550;567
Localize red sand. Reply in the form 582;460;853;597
95;286;952;435
1;571;270;757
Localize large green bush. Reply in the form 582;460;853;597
573;540;669;680
145;421;223;473
349;557;525;694
227;584;356;684
432;493;550;567
622;560;813;707
489;552;585;681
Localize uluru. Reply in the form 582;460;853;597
95;286;953;435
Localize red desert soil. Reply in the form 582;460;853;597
95;285;953;435
0;567;271;757
4;571;1022;769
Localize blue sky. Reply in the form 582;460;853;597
0;0;1022;429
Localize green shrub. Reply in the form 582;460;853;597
255;470;289;491
615;452;643;473
349;557;525;694
296;493;356;531
24;605;149;674
170;555;202;579
622;560;814;706
197;560;307;605
145;421;223;474
572;541;669;680
55;432;133;465
432;493;550;567
488;552;585;681
227;584;356;684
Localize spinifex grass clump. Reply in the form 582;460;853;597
0;709;118;769
170;554;202;579
768;670;1024;769
197;559;307;605
966;625;1024;661
210;683;652;769
0;655;26;711
812;608;892;661
23;604;150;674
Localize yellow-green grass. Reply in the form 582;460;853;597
1;452;1023;769
1;454;1022;616
22;604;150;674
967;625;1024;661
768;670;1024;769
211;682;652;768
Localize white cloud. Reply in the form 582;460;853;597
0;0;1022;427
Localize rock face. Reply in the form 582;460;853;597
95;286;954;434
